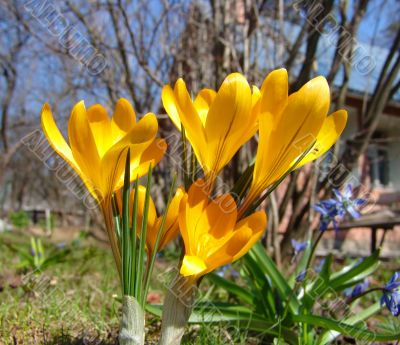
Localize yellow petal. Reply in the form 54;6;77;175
180;255;207;277
295;110;348;168
193;88;217;126
68;101;102;192
111;98;136;142
202;211;266;275
162;84;182;130
86;104;112;158
112;112;158;172
232;211;267;260
134;138;167;178
156;187;185;250
260;68;288;119
134;186;157;240
99;146;129;198
203;193;237;239
114;138;167;191
41;103;82;175
252;76;329;193
100;113;159;196
174;79;208;167
204;73;253;174
179;180;209;256
238;85;261;144
41;103;98;199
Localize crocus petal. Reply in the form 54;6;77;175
111;98;136;142
181;255;207;277
296;110;347;168
156;187;185;250
203;211;266;275
193;88;217;126
112;112;159;176
231;211;266;261
68;101;102;191
238;85;261;144
204;73;252;174
163;80;208;169
41;103;82;176
132;186;157;242
41;104;98;199
162;84;182;130
204;194;237;239
86;104;112;158
114;138;167;191
134;139;167;178
252;76;329;193
260;68;288;119
179;180;209;256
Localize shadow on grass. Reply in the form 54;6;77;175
44;332;118;345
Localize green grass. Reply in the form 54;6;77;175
0;231;250;344
0;231;120;344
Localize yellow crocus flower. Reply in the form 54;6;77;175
117;185;184;256
179;180;267;279
41;98;166;273
240;69;347;214
162;73;260;187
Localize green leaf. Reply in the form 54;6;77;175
206;273;254;305
190;303;298;344
330;251;380;291
122;149;131;295
130;178;139;296
317;302;383;345
302;255;333;308
143;174;177;299
137;164;152;306
292;314;400;342
242;254;277;317
248;242;300;314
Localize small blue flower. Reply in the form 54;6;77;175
344;280;369;298
230;269;240;279
56;242;66;249
216;264;232;277
291;239;308;255
315;258;326;273
333;184;366;219
313;184;366;232
313;201;339;231
296;270;307;283
381;272;400;317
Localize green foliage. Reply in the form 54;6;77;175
199;242;400;344
9;210;30;229
3;236;72;272
116;150;177;308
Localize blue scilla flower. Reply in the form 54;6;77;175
315;258;326;273
344;279;369;298
313;199;339;231
291;239;308;256
216;264;232;277
313;184;366;231
296;270;307;283
333;184;366;219
381;272;400;317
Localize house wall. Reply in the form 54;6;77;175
336;107;400;191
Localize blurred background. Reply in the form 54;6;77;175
0;0;399;342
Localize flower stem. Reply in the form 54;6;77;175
119;295;145;345
159;276;196;345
